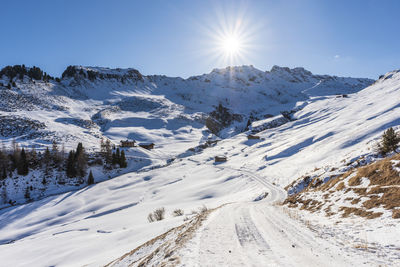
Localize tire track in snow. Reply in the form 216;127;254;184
178;165;369;266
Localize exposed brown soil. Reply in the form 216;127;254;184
284;153;400;219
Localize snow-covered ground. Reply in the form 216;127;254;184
1;66;400;266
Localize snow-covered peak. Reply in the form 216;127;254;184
209;65;262;75
61;65;143;81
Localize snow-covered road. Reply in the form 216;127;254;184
179;168;370;266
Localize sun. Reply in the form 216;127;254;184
194;2;264;67
221;35;242;55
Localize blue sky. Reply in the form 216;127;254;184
1;0;399;79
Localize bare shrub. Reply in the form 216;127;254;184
147;213;155;223
153;207;165;221
148;207;166;223
172;208;184;217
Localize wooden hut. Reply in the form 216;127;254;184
120;139;136;147
214;155;227;162
247;134;260;140
139;143;155;150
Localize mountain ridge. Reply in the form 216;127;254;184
0;64;375;151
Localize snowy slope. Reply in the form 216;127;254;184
0;64;373;151
1;68;400;266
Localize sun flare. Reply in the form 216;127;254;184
221;35;241;55
195;3;263;67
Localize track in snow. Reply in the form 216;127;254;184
179;166;373;267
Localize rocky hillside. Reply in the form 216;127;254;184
0;64;373;152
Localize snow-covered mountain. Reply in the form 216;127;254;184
0;64;373;152
4;65;400;267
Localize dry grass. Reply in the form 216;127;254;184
336;182;345;191
284;196;322;212
284;153;400;220
392;209;400;219
362;187;400;210
106;205;220;267
339;207;383;219
351;154;400;186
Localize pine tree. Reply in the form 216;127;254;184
112;151;117;165
105;139;112;165
29;147;38;168
74;143;87;177
24;187;30;200
119;150;127;168
378;127;400;155
66;150;76;177
43;147;51;175
17;148;29;175
88;170;94;185
11;139;20;171
1;168;7;180
0;148;8;180
52;140;62;167
75;143;84;158
112;148;121;165
100;138;106;155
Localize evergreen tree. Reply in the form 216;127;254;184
116;148;121;163
10;139;20;170
24;187;30;200
52;140;62;167
74;143;87;177
66;150;76;177
17;148;29;175
88;170;94;185
105;139;112;164
100;138;112;165
119;150;127;168
1;168;6;180
43;147;51;175
112;148;121;165
0;149;8;179
29;147;38;168
378;127;400;155
112;151;117;165
100;138;106;155
75;142;84;158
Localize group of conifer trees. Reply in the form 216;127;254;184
0;139;128;183
0;140;66;180
100;138;128;168
66;143;87;178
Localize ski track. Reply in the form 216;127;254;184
179;166;374;267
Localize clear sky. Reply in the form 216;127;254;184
1;0;399;79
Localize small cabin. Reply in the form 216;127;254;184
139;143;155;150
247;134;260;140
120;139;136;147
214;155;227;162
